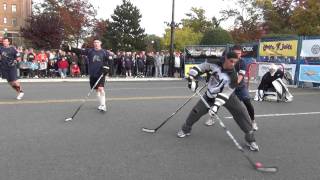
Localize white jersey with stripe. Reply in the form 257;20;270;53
189;62;235;107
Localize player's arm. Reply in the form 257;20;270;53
237;60;246;84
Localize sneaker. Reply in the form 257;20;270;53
246;141;260;151
97;105;107;112
204;117;215;126
177;129;191;138
16;92;24;100
252;121;258;131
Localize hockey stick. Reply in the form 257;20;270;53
141;84;207;133
64;73;106;122
196;91;278;173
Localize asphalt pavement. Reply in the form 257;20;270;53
0;80;319;180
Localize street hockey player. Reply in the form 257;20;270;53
63;40;111;112
177;51;259;151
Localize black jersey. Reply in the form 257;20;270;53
0;46;18;69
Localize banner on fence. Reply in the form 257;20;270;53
259;40;298;57
300;39;320;57
299;65;320;83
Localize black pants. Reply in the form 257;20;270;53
182;93;254;137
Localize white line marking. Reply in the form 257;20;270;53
224;112;320;119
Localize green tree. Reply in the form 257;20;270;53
181;7;215;33
290;0;320;35
220;0;263;43
144;34;163;52
103;0;145;51
200;28;233;45
162;27;203;51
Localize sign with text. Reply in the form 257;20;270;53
259;40;298;57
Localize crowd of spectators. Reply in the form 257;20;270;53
11;47;185;79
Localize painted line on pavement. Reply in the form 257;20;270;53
224;111;320;119
0;96;192;105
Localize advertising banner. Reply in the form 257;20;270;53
299;65;320;83
300;39;320;57
259;40;298;57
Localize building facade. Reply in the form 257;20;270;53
0;0;32;45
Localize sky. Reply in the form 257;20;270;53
34;0;236;36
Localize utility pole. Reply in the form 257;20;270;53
169;0;175;77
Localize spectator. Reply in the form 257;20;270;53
146;52;154;77
37;50;48;78
154;52;164;77
124;52;133;77
70;62;81;77
57;56;69;78
48;60;57;78
174;52;181;78
163;51;170;77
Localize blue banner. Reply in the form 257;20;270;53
299;65;320;83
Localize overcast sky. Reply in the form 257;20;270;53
34;0;236;36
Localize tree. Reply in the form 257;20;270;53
39;0;96;46
290;0;320;35
258;0;295;34
200;28;233;45
220;0;264;43
162;27;203;51
181;7;216;33
103;0;145;51
21;12;64;49
84;19;109;48
144;34;163;52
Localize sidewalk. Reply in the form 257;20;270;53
0;77;183;83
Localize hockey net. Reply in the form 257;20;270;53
246;62;285;91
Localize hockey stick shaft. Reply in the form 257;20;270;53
69;74;105;119
142;84;207;132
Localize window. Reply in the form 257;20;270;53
4;17;7;24
12;18;17;26
12;4;16;12
3;3;7;10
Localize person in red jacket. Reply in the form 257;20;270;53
70;62;81;77
57;56;69;78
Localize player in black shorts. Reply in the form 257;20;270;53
63;40;111;112
0;38;24;100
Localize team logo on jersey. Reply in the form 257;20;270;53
93;55;102;62
311;45;320;55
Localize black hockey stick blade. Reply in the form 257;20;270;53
141;127;156;133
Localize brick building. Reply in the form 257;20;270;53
0;0;32;46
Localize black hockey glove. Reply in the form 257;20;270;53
101;66;110;76
187;76;198;92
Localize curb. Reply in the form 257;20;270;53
0;77;184;83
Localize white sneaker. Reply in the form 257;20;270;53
246;142;260;151
97;105;107;112
176;129;191;138
252;121;258;131
204;117;215;126
16;92;24;100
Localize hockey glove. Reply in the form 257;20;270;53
208;105;219;117
101;66;110;76
187;76;198;92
